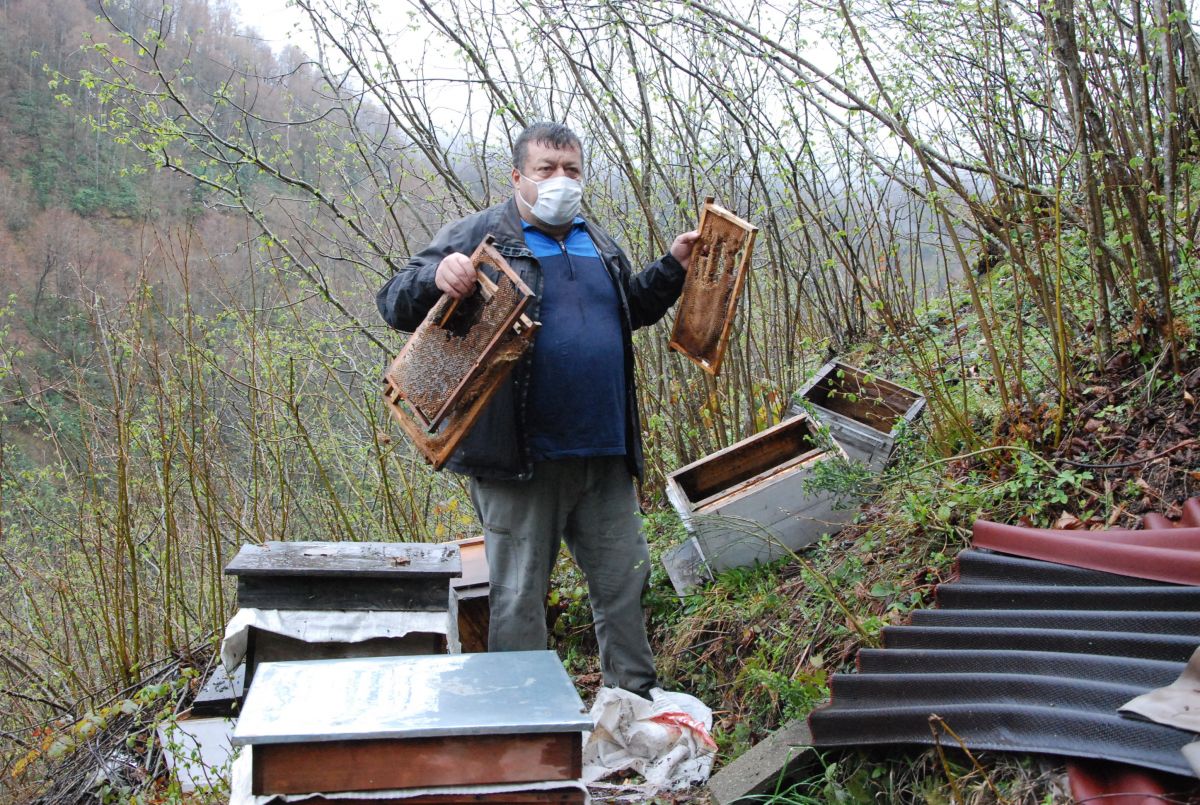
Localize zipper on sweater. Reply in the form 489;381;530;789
558;239;575;280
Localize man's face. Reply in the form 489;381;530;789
511;139;584;207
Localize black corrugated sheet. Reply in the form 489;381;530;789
808;547;1200;777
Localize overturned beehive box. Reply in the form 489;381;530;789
383;236;539;469
668;198;757;375
665;414;853;586
790;361;925;472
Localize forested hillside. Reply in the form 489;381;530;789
1;0;1198;801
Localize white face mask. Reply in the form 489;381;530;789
517;173;583;226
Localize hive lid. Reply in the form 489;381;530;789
224;541;461;580
232;651;590;746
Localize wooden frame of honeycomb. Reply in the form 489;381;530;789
383;235;539;469
668;198;758;375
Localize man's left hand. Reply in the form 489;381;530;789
670;230;701;270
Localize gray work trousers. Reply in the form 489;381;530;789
469;456;658;696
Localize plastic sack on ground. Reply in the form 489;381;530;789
582;687;717;792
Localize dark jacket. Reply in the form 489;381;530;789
377;197;686;481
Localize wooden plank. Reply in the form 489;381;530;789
236;575;451;612
225;541;461;580
451;536;489;590
707;719;816;804
251;733;582;794
689;450;826;512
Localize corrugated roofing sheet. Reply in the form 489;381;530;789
972;521;1200;585
809;499;1200;780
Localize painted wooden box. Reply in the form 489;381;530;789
664;414;853;585
232;652;590;796
225;541;463;691
789;361;925;472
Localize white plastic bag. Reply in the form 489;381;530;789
582;687;717;792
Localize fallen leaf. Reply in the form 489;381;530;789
1186;390;1196;405
1054;512;1083;530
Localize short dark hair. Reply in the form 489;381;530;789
513;122;583;171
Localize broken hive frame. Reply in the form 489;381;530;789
669;197;758;375
383;236;539;469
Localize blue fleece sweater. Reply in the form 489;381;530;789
522;219;627;461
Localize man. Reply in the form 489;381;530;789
377;122;697;697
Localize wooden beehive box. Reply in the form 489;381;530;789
226;541;463;691
790;361;926;472
382;236;539;469
665;414;854;576
668;198;757;375
225;541;461;612
232;652;591;797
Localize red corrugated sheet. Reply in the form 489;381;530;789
972;520;1200;585
810;498;1200;797
1075;503;1200;805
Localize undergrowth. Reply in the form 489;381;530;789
567;258;1200;803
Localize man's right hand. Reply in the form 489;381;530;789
435;253;477;299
